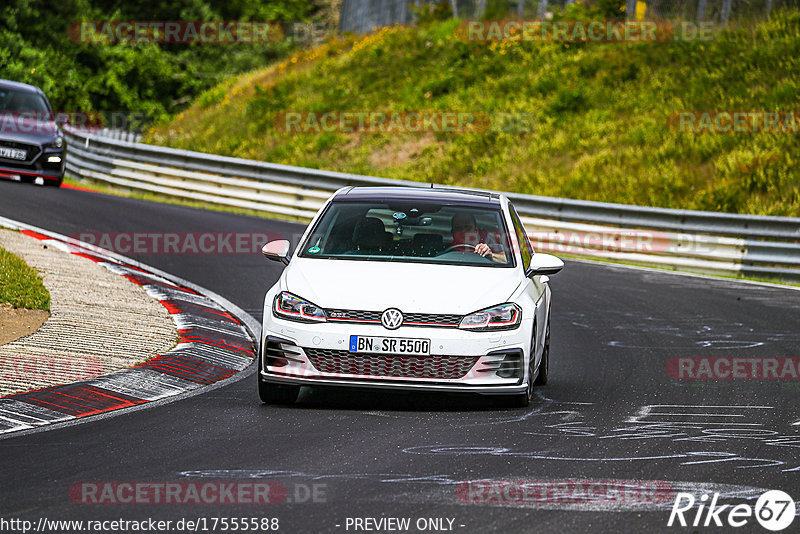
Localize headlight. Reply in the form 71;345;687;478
48;136;63;149
459;303;521;331
273;292;326;323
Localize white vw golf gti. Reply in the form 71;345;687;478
259;186;563;406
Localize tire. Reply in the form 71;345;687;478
258;373;300;404
42;174;63;187
256;341;300;404
534;319;550;386
506;317;550;408
506;374;532;408
505;322;537;408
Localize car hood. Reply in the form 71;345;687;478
283;258;523;314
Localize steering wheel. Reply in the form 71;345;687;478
442;243;477;254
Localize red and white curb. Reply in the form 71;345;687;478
0;216;259;435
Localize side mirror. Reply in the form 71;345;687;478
525;253;563;277
262;240;291;265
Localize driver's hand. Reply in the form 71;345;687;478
474;243;492;258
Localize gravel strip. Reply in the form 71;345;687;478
0;229;177;397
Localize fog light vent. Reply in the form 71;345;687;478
263;338;302;369
495;350;523;379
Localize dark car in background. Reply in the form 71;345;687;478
0;79;65;187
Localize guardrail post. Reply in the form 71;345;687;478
697;0;707;21
537;0;548;19
626;0;638;20
721;0;733;23
517;0;524;17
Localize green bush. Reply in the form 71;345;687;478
0;0;321;126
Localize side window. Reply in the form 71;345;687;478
509;205;533;268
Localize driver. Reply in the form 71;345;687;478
450;213;505;263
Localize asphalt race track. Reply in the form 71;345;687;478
1;180;798;533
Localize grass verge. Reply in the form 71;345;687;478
146;9;800;217
0;244;50;310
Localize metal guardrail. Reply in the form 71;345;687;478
63;127;800;282
95;128;142;144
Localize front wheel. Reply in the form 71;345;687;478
505;324;537;408
508;365;533;408
258;373;300;404
534;320;550;386
44;176;62;187
506;318;550;408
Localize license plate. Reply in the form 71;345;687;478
0;147;26;160
349;336;430;355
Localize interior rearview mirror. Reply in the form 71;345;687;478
261;240;291;265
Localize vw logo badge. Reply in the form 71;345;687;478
381;308;403;330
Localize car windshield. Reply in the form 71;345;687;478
0;88;50;114
298;200;514;267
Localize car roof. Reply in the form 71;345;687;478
0;79;45;95
333;186;504;208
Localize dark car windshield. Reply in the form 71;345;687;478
298;200;515;267
0;88;50;114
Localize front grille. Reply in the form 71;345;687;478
0;140;41;163
325;309;461;328
326;309;381;322
403;313;461;326
0;140;35;150
304;348;478;379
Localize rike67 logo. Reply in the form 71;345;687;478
668;490;796;531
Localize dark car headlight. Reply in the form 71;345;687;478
273;292;326;323
46;135;64;149
459;303;521;331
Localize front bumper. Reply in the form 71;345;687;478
259;372;528;395
261;313;533;395
0;165;64;182
0;143;65;182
